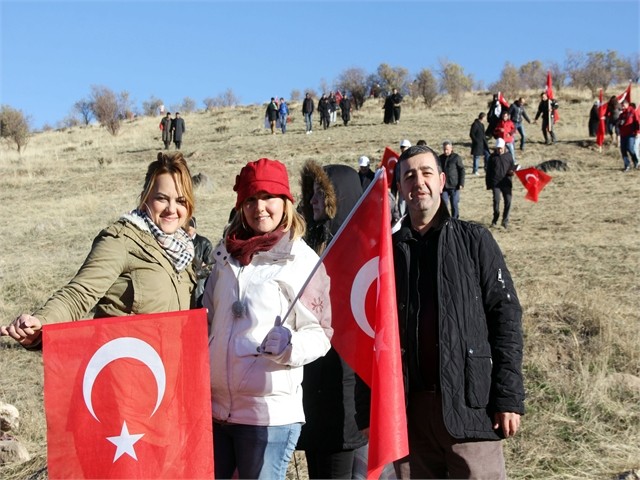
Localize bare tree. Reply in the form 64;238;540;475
74;99;93;125
376;63;410;94
566;50;626;97
221;88;239;107
620;53;640;83
142;95;164;116
518;60;546;90
489;62;521;99
90;85;127;135
0;105;31;153
290;89;301;102
438;59;473;102
415;68;438;107
203;89;240;111
180;97;197;114
335;67;368;109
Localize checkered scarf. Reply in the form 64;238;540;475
136;209;195;273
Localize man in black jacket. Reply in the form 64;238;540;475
469;112;489;175
486;138;516;229
393;144;524;479
438;140;465;219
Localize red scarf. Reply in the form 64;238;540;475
226;227;287;266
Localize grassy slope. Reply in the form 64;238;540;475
1;88;639;479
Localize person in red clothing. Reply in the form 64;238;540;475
617;99;639;171
493;110;517;162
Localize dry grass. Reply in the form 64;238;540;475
1;87;639;479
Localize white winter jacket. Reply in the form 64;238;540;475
203;233;332;426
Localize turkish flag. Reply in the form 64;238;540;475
320;169;408;478
498;91;510;108
43;309;214;479
545;71;555;100
546;71;560;122
617;83;632;104
516;167;552;202
379;146;400;181
596;88;608;147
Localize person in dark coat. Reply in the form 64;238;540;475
186;216;214;306
171;112;186;149
438;141;465;219
588;101;600;137
508;98;532;151
383;94;394;124
317;94;331;130
296;160;368;479
486;94;503;137
302;92;315;134
391;144;524;478
357;155;374;190
486;138;516;229
534;92;557;145
391;88;403;123
339;93;352;126
469;112;490;175
265;97;279;135
160;112;172;149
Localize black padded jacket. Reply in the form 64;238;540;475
393;204;525;440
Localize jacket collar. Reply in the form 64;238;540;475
394;201;450;243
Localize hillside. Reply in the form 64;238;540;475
1;88;639;479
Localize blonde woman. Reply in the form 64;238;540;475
203;158;332;480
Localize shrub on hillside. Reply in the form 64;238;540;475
0;105;31;153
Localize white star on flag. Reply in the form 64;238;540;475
107;421;144;462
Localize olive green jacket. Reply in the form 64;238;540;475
33;214;195;325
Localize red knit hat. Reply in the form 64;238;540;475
233;158;294;209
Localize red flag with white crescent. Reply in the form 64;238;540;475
321;169;408;478
617;83;632;104
379;146;400;180
515;167;552;202
43;309;214;479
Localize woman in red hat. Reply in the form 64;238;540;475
202;158;333;480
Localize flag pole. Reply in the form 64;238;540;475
279;168;387;324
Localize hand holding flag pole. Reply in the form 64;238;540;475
277;168;409;479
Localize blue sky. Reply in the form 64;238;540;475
1;0;639;130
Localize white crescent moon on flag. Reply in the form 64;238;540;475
82;337;166;422
525;173;538;184
350;257;378;339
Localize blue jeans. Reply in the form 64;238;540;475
620;135;638;169
442;188;461;219
515;122;526;150
214;422;301;480
304;113;313;132
506;142;516;162
279;113;287;133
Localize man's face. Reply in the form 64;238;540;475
398;152;445;217
443;144;453;156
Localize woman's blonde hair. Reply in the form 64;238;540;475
226;197;306;240
138;152;195;224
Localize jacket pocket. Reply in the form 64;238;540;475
464;345;492;408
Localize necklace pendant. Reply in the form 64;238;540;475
232;300;246;318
